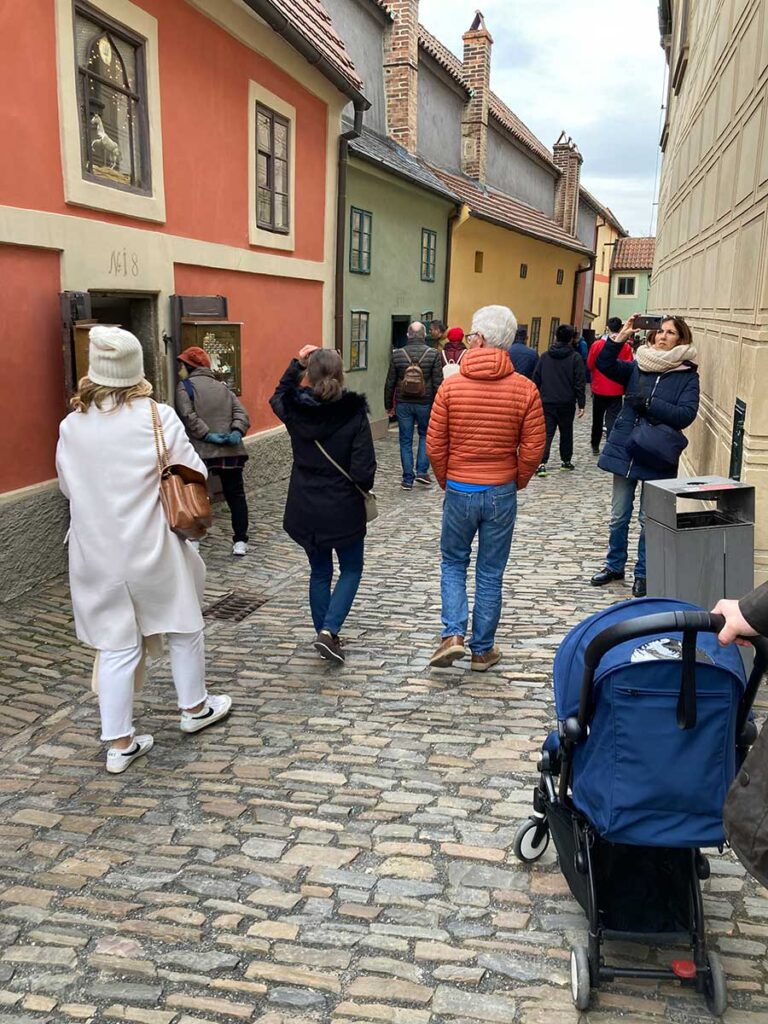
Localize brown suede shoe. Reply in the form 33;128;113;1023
430;635;466;668
470;646;502;672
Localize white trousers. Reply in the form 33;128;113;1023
98;630;207;742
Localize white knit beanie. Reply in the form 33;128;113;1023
88;325;145;387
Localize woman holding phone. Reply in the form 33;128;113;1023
590;314;700;597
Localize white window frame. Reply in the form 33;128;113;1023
615;275;638;297
55;0;166;222
248;81;296;251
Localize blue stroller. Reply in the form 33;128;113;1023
513;598;768;1015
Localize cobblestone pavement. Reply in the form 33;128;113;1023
0;415;767;1024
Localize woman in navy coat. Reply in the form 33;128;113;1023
590;315;700;597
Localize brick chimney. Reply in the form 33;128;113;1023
553;131;583;236
383;0;420;153
461;11;493;182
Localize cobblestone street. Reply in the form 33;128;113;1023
0;417;766;1024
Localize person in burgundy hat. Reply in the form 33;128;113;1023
441;327;467;380
176;347;251;557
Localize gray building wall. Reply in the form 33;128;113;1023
486;127;556;216
416;58;464;173
323;0;387;134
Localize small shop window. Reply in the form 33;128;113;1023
617;275;637;296
256;104;290;233
350;208;372;274
556;268;564;285
350;311;369;370
549;316;560;343
530;317;541;351
422;311;433;322
520;263;528;278
75;3;150;193
421;229;437;281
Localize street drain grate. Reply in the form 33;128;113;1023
204;591;267;622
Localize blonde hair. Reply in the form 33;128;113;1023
71;376;153;413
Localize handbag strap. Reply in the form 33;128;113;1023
150;400;170;476
314;440;368;499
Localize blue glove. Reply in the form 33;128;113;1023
204;432;228;444
225;430;242;445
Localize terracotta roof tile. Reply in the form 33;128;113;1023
418;24;469;89
488;92;555;169
612;236;655;270
265;0;364;95
431;167;593;256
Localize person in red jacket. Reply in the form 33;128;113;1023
426;305;545;673
587;317;634;454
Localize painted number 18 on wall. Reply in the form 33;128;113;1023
108;249;140;277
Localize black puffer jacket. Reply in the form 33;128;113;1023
270;360;376;552
384;342;443;408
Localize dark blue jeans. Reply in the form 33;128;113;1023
440;482;518;654
307;539;365;636
606;475;646;577
396;402;431;484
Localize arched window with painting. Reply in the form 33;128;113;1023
74;3;150;193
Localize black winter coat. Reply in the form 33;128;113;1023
270;360;377;552
532;342;586;407
596;340;700;481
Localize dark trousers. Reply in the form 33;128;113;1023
591;393;622;449
307;539;365;635
542;402;575;464
211;468;249;542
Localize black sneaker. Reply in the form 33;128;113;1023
632;577;647;598
314;630;345;664
401;481;413;490
535;464;548;477
590;567;625;586
591;447;600;455
560;462;575;471
415;475;433;487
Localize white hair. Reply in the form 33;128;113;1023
470;305;518;351
407;321;426;341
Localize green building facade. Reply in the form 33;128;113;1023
342;128;458;434
608;267;652;323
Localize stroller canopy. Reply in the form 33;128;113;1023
554;598;748;847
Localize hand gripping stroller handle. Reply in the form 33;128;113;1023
578;611;768;735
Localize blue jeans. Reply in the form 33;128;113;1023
440;483;518;654
307;539;365;636
396;402;431;483
606;475;646;577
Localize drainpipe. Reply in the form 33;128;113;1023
334;105;365;354
571;253;595;329
442;205;462;324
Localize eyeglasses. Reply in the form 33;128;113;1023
465;332;481;342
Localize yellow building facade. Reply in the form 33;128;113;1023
651;0;768;576
592;214;627;334
447;213;585;349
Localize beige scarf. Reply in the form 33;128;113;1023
636;343;698;373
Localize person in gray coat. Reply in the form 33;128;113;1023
175;347;251;556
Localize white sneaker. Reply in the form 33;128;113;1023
232;541;248;557
106;734;154;774
180;694;232;734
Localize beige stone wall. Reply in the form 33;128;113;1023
651;0;768;577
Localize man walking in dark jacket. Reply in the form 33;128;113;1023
508;327;538;379
385;321;443;489
533;323;586;475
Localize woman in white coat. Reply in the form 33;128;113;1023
56;326;232;773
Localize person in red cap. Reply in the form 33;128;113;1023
440;327;467;381
176;347;251;557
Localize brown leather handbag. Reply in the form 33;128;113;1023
151;401;212;540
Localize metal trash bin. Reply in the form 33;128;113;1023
645;476;755;608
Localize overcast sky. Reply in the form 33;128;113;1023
418;0;666;236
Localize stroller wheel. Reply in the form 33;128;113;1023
513;817;550;863
704;951;727;1016
570;945;591;1011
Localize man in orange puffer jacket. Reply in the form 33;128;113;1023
427;305;546;672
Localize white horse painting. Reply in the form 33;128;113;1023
90;114;120;170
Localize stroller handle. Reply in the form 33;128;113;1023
578;611;768;735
